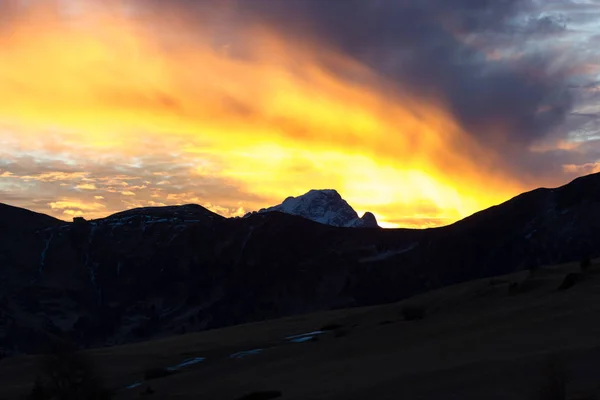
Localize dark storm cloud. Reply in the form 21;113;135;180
196;0;600;188
120;0;600;189
3;0;596;159
219;0;574;147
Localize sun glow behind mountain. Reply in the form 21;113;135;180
0;1;530;228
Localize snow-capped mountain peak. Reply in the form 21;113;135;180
246;189;379;228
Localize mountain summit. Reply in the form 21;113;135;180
246;189;379;228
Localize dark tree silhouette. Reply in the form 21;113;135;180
580;256;591;271
28;341;112;400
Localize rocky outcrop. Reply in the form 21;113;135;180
355;211;379;228
246;189;379;228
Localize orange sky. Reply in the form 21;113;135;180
0;1;571;228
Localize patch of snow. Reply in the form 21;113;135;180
239;226;255;255
89;262;98;287
246;189;378;228
166;231;183;246
145;218;171;224
525;230;537;240
159;307;176;318
359;243;419;263
286;331;324;340
166;357;206;371
85;223;101;300
289;336;316;343
112;215;139;224
125;381;143;390
39;232;55;275
229;349;264;359
107;221;126;228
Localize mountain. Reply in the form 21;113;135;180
245;189;379;228
1;173;600;355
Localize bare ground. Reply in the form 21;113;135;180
3;260;600;399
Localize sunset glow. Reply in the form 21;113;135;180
0;1;597;228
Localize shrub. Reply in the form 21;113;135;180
27;377;48;400
140;386;155;396
236;391;282;400
333;328;348;338
320;323;343;331
533;355;568;400
27;341;112;400
143;368;173;381
558;273;583;291
401;306;425;321
580;257;592;271
508;282;521;295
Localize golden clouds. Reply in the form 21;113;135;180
0;1;528;227
563;163;600;175
49;200;107;217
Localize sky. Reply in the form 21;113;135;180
0;0;599;228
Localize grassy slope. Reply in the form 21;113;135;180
3;260;600;399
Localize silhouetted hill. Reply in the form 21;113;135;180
1;173;600;354
0;203;62;230
2;258;599;400
105;204;224;222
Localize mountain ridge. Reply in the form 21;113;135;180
1;172;600;355
6;171;599;230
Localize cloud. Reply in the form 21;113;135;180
49;201;107;212
0;147;270;221
0;0;598;227
225;0;599;179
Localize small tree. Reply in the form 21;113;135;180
533;355;568;400
580;257;592;271
401;306;425;321
28;341;112;399
236;391;283;400
143;367;173;381
27;377;48;400
558;273;581;291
